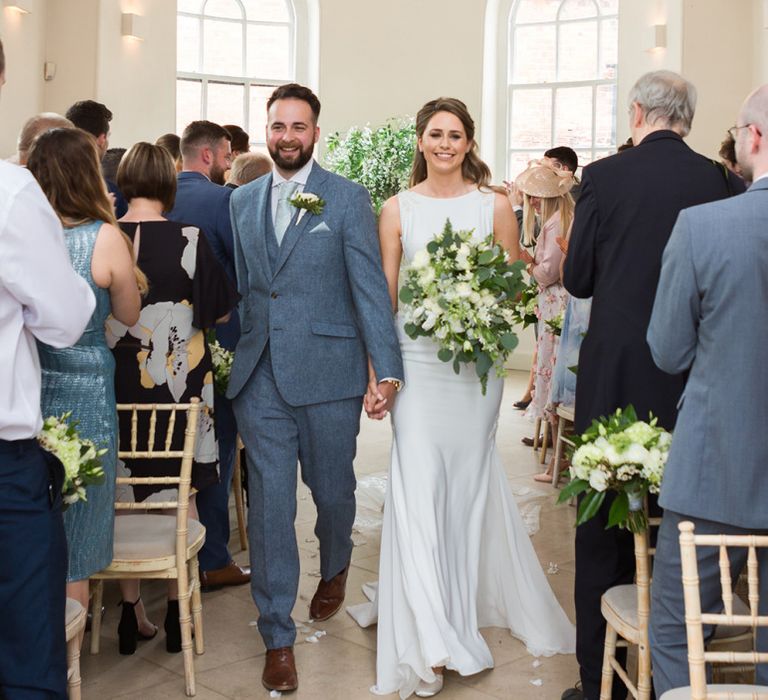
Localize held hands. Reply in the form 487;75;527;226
364;376;398;420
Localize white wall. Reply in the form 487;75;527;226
0;1;48;158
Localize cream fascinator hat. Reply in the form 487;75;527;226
514;160;574;198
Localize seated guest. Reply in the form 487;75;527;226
0;39;96;699
108;142;239;654
65;99;128;217
226;151;272;188
27;127;142;615
156;132;182;172
16;112;73;165
101;147;126;183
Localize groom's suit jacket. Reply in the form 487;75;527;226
227;161;403;406
647;178;768;529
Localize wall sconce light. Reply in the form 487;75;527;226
647;24;667;51
3;1;32;13
121;12;144;41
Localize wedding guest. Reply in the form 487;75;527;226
108;142;239;654
544;146;581;200
226;151;272;188
167;121;250;591
156;132;183;172
647;84;768;697
516;162;575;478
16;112;73;165
65;99;128;217
718;131;749;185
102;147;126;183
561;70;745;700
0;39;96;700
222;124;250;156
27;127;142;613
348;97;573;699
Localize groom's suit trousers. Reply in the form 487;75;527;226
233;347;362;649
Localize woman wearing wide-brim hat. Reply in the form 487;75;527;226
515;161;575;482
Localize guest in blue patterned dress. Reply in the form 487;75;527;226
27;128;143;612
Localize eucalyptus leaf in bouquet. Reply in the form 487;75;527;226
398;220;526;394
557;405;672;532
324;118;416;214
38;412;106;507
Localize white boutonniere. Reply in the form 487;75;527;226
290;191;325;223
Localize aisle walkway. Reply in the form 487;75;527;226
81;370;579;699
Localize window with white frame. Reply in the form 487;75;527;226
507;0;618;178
176;0;296;146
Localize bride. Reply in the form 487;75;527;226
349;97;576;698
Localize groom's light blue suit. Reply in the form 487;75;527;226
228;160;403;649
647;178;768;695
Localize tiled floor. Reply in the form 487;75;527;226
82;370;580;699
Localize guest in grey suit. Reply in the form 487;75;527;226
647;84;768;696
227;83;404;692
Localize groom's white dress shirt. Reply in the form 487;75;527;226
0;162;95;440
270;159;314;224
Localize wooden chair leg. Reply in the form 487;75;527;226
89;579;104;655
539;420;550;464
178;582;196;696
600;623;619;700
67;635;82;700
636;639;652;700
232;444;247;552
552;416;566;486
533;417;541;450
189;556;204;655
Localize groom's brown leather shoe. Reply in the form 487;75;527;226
309;565;349;621
262;647;298;692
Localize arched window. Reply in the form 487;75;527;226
176;0;300;146
506;0;618;177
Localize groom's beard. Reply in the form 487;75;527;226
269;139;314;173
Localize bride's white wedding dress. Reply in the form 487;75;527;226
347;188;575;699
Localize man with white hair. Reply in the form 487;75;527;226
561;71;744;700
647;84;768;696
16;113;73;165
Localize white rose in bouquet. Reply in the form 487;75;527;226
589;468;609;492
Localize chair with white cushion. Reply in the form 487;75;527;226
659;522;768;700
89;400;204;697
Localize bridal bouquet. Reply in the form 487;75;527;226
557;405;671;532
399;220;526;393
38;413;106;507
208;337;234;395
510;277;539;329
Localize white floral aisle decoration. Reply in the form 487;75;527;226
557;405;671;532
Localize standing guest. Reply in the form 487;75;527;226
228;83;403;692
226;151;272;188
561;70;745;700
156;132;183;172
167;121;250;591
222;124;250;157
27;128;142;612
516;162;574;477
0;39;96;700
101;147;126;183
718;131;749;185
65;99;127;218
544;146;581;201
108;142;239;654
647;85;768;697
16;112;73;165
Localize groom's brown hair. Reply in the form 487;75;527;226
267;83;321;123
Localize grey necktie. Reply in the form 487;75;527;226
274;181;300;245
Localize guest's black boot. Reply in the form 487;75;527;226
117;599;140;655
165;599;182;653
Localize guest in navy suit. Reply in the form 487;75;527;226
561;71;744;700
167;121;251;590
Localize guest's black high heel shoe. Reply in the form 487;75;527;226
117;598;158;655
165;600;182;653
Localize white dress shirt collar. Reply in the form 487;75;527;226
272;159;315;188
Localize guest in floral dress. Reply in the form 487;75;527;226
515;162;575;482
106;142;239;654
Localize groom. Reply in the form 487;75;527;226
227;83;404;692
